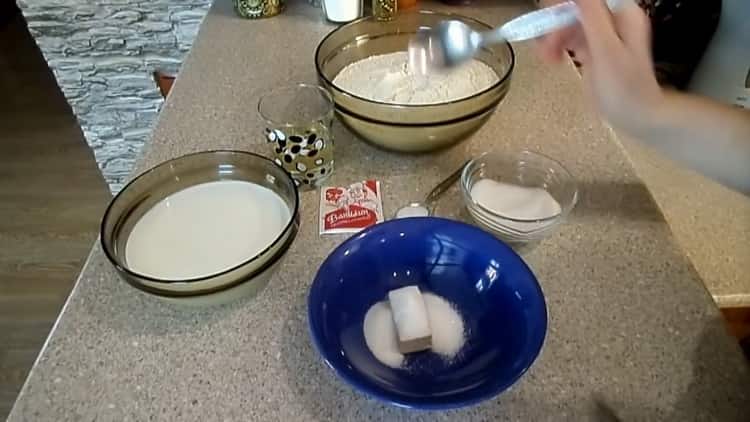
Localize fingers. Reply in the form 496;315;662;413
573;48;591;67
538;0;648;69
612;1;652;60
575;0;620;57
536;26;580;63
568;34;591;66
536;0;582;63
536;33;564;63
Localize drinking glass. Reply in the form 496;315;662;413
258;84;335;188
234;0;284;19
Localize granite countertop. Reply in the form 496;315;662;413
9;0;750;420
615;136;750;308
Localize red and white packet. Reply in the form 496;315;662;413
319;180;384;235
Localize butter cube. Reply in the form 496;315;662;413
388;286;432;353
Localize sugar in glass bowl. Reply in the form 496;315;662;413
460;150;578;244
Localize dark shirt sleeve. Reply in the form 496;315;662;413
638;0;722;89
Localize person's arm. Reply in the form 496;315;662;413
538;0;750;194
638;91;750;193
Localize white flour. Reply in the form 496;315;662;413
333;52;499;105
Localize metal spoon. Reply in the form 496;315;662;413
408;0;624;74
394;161;469;219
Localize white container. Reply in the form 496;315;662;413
688;0;750;109
322;0;363;23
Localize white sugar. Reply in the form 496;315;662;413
395;204;429;219
363;301;404;368
363;292;466;368
471;178;561;221
422;293;466;358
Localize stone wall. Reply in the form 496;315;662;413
19;0;212;193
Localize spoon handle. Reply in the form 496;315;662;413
485;0;625;44
424;160;470;208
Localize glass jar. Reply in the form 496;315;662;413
323;0;363;23
372;0;397;21
440;0;473;5
234;0;284;19
258;84;336;188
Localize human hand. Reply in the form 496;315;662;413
536;0;664;134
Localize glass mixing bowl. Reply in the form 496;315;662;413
100;150;300;306
460;151;578;244
315;10;514;152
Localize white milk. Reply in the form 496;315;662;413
125;180;291;280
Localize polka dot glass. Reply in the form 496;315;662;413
258;84;335;188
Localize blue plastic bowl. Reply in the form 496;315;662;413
308;217;547;409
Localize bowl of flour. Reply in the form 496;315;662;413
315;10;514;152
333;52;499;106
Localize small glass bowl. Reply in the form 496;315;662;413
460;151;578;243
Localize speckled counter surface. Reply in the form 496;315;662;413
9;0;750;420
615;136;750;308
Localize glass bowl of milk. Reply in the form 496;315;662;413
460;151;578;244
100;150;299;306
